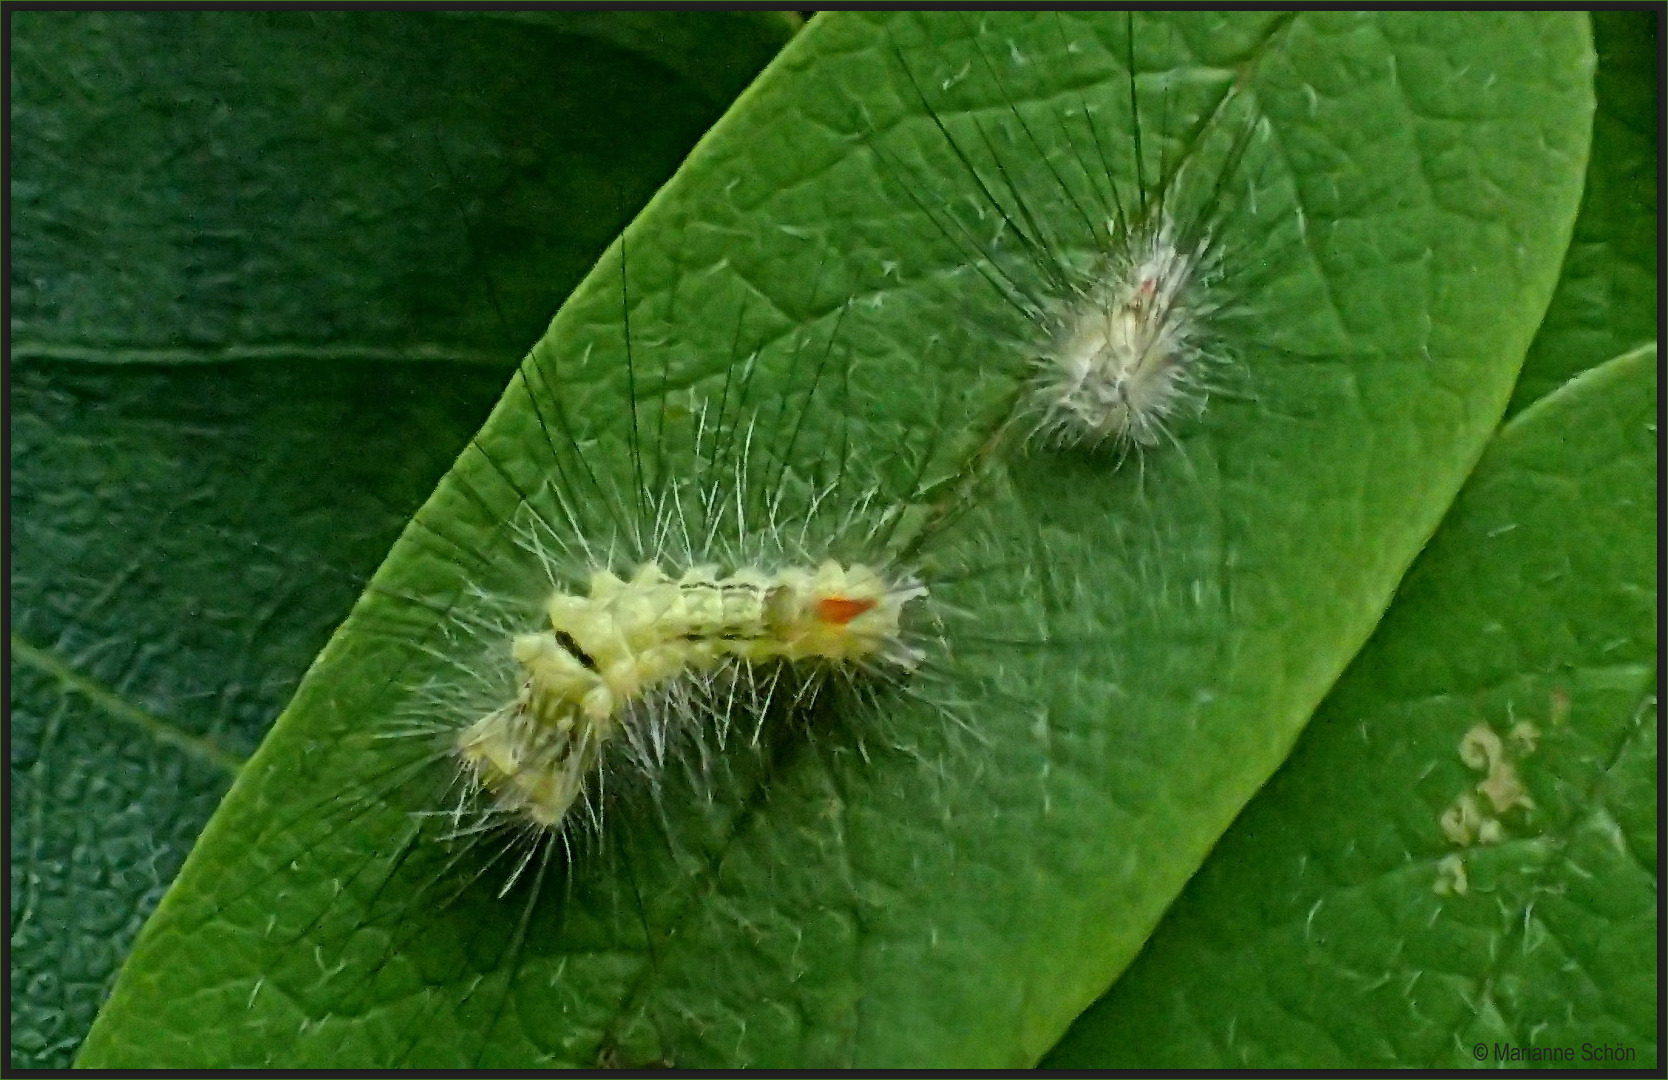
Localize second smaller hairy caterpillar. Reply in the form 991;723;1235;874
1027;211;1224;450
875;11;1291;460
457;559;926;829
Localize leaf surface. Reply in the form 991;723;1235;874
75;12;1594;1068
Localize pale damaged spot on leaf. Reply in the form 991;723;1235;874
1432;853;1469;896
1433;707;1549;892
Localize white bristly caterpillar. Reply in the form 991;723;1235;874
873;11;1293;460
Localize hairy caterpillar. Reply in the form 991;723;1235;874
874;11;1292;459
294;150;1065;939
119;242;1021;1080
456;558;926;830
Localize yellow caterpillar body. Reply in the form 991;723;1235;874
457;560;925;828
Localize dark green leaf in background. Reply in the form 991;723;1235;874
10;10;799;362
71;12;1593;1069
8;11;796;1069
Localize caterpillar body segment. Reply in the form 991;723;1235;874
456;560;927;828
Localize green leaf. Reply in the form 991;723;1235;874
1508;10;1657;414
8;11;794;1070
75;12;1593;1068
1043;345;1657;1069
1044;14;1656;1066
